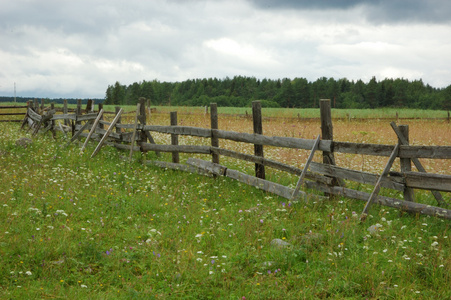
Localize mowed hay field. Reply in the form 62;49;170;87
0;106;450;299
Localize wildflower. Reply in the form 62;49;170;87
25;271;32;276
260;219;263;224
81;284;87;288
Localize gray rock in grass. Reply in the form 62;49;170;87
270;238;292;248
16;137;32;148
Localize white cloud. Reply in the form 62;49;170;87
0;0;450;98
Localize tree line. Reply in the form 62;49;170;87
104;76;451;110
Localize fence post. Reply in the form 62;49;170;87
210;103;219;165
252;101;265;179
74;99;82;136
40;99;45;111
139;97;147;146
50;103;56;138
86;99;93;112
98;103;104;129
399;125;415;202
320;99;340;195
448;111;450;123
34;99;38;111
170;111;179;164
115;106;121;134
63;100;68;126
76;100;82;125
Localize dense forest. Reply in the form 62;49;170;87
104;76;451;110
0;97;103;105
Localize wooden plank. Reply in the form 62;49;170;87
361;143;400;221
226;169;307;201
90;108;123;158
309;162;405;191
334;141;451;159
142;125;210;137
306;181;451;220
129;104;141;162
186;158;227;176
404;172;451;192
0;112;26;116
27;108;42;122
292;135;320;201
210;147;333;185
216;130;333;152
0;105;27;109
390;121;447;206
81;109;104;153
144;160;213;177
52;114;77;121
140;143;211;154
77;113;98;122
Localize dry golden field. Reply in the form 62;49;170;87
139;112;451;177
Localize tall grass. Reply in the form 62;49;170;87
0;113;450;298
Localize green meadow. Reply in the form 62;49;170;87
0;109;450;299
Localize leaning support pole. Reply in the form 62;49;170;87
361;143;400;221
80;109;104;153
91;108;123;158
291;135;321;201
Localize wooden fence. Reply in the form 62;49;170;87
0;105;28;122
17;98;451;220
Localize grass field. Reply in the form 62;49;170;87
0;106;450;299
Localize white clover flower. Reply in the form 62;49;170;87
25;271;32;276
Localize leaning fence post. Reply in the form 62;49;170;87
320;99;341;196
170;111;179;164
252;101;265;179
210;103;219;165
398;125;415;202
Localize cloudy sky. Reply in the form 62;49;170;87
1;0;451;99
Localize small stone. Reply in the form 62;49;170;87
16;138;32;148
367;223;382;234
270;238;292;248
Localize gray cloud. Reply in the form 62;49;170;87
249;0;451;24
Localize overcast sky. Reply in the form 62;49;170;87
1;0;451;99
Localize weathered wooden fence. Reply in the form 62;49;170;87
0;105;28;122
18;98;451;220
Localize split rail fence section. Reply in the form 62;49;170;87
20;98;451;220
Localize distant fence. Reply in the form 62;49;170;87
16;98;451;220
0;105;28;122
